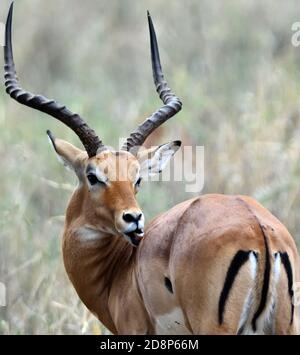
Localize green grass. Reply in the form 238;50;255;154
1;0;300;334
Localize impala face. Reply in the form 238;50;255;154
48;134;181;246
86;150;145;246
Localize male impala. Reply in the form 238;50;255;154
4;3;300;334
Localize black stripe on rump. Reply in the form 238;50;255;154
252;233;271;332
280;252;294;325
218;250;252;325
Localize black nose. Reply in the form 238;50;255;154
123;212;142;223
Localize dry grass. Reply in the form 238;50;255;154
1;0;300;334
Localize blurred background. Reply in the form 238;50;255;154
1;0;300;334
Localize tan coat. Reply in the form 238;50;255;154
63;192;300;334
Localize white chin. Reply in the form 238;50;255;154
123;231;144;247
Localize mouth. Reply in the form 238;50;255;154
124;229;144;247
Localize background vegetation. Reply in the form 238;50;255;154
1;0;300;334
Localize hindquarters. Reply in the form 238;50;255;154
171;232;299;335
171;229;261;334
137;194;300;335
168;196;300;334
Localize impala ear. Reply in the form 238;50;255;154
137;141;181;178
47;130;86;179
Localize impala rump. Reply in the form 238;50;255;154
137;194;299;334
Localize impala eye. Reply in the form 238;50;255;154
87;174;100;186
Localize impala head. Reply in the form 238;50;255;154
4;3;182;246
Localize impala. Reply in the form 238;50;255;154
4;3;300;335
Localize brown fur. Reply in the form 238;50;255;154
64;192;300;333
54;142;300;334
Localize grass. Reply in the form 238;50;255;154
1;0;300;334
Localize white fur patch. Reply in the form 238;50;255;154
273;252;281;283
75;226;108;242
237;251;258;334
94;167;109;185
139;142;180;178
155;308;191;335
243;252;282;335
249;251;258;280
256;253;281;334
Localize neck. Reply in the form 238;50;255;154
62;187;141;333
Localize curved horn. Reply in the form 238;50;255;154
4;2;105;157
122;12;182;152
